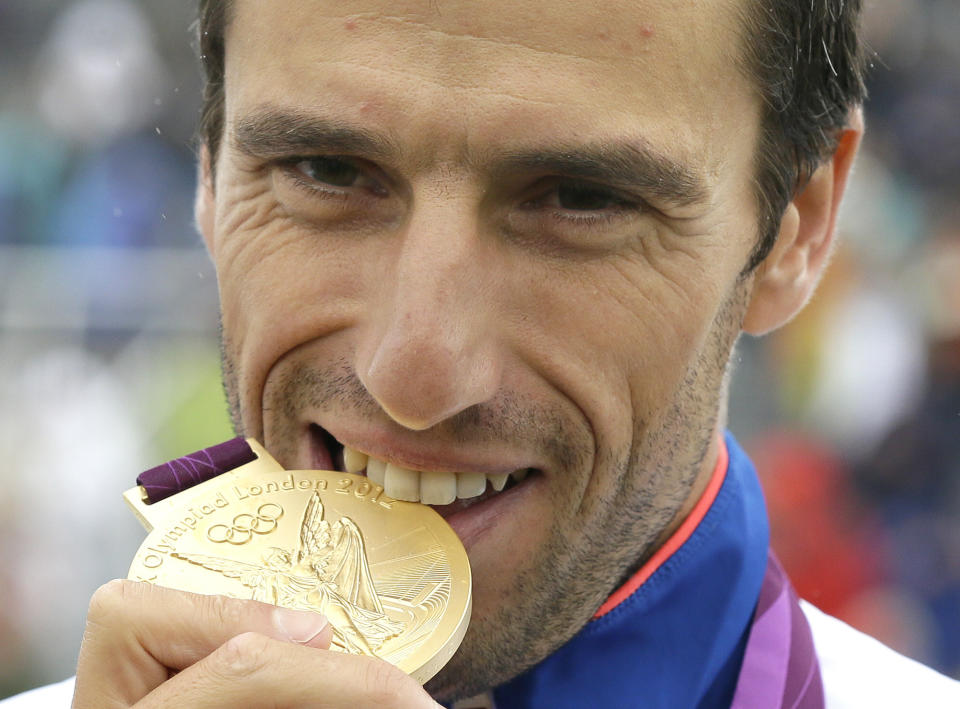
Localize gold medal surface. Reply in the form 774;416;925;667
125;439;471;684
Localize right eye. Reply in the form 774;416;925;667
296;157;362;187
285;156;387;196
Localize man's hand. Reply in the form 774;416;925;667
72;580;442;708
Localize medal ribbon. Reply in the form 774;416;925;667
731;553;825;709
136;437;256;503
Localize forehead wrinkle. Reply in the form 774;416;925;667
347;11;622;67
309;58;588;109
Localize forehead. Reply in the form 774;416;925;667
225;0;757;177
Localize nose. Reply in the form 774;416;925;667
356;201;503;431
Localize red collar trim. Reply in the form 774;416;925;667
594;437;730;619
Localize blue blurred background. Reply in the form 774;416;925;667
0;0;958;698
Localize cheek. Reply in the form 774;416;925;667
520;244;728;446
466;486;562;611
598;251;721;357
614;239;728;356
212;179;367;417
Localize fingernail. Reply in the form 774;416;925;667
272;607;329;644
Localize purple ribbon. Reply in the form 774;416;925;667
136;437;257;503
731;553;825;709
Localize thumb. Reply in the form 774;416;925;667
271;604;334;648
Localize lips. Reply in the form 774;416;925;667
308;423;536;518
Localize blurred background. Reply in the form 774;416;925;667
0;0;958;698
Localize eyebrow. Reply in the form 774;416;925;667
233;108;399;161
496;145;708;208
233;107;708;207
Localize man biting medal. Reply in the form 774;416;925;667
4;0;960;707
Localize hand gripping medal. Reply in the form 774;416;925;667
125;438;471;683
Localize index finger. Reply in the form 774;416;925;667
73;579;332;708
138;632;441;709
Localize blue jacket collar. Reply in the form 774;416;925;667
492;433;770;709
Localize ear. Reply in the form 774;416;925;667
742;109;864;335
194;144;216;254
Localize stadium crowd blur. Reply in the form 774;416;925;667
0;0;958;699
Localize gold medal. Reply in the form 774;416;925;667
125;439;471;684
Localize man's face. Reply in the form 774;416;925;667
205;0;763;699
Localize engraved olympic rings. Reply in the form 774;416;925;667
207;503;284;545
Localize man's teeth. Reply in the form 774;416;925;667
344;447;368;474
488;473;509;492
366;457;387;486
386;463;420;502
420;470;456;505
340;445;530;504
457;472;487;498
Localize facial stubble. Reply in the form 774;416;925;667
217;278;751;702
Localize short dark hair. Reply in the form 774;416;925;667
736;1;867;269
196;0;229;178
196;0;866;270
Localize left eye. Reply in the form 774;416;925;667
294;156;364;188
554;181;623;211
529;179;639;216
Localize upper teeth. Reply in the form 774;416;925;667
342;445;530;504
